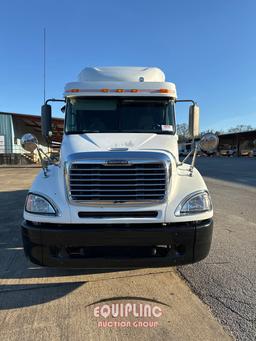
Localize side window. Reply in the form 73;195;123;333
166;102;175;132
65;101;77;132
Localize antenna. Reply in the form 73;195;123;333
43;28;46;103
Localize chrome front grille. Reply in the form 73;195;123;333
68;161;167;203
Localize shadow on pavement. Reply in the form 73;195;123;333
0;282;85;310
0;189;133;310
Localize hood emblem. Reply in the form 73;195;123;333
105;160;130;166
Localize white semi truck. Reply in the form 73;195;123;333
21;66;218;267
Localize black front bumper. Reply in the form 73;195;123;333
21;219;213;268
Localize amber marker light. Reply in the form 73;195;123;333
130;89;139;93
100;88;109;93
159;88;171;94
67;89;80;93
115;89;125;93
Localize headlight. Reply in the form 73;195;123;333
25;193;57;215
175;191;212;216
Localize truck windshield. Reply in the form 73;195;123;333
65;97;175;134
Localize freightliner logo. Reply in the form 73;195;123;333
105;160;130;166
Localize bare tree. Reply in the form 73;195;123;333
200;129;224;136
177;123;190;142
228;125;254;133
177;123;255;141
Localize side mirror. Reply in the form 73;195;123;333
199;133;219;153
21;133;38;152
41;104;52;138
189;104;200;138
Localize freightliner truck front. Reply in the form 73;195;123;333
21;66;218;267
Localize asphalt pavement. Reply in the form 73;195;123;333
178;157;256;341
1;158;255;340
0;167;232;341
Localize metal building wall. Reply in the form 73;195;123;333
0;113;14;153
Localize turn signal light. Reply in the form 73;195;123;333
116;89;125;93
130;89;139;93
100;88;109;93
159;88;171;94
67;89;80;93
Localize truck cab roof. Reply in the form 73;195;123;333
64;66;177;98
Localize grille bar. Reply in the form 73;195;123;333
72;188;165;192
70;173;165;177
69;161;167;203
70;178;165;182
69;183;165;187
70;168;165;171
73;193;163;197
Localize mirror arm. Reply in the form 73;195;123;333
45;98;65;105
175;99;197;105
180;149;194;165
36;146;59;177
189;142;199;176
178;139;199;174
36;146;50;177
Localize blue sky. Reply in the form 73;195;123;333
0;0;256;131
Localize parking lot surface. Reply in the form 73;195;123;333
179;157;256;341
1;158;255;340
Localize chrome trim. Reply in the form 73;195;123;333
65;151;171;206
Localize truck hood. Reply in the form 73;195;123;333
61;133;178;160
